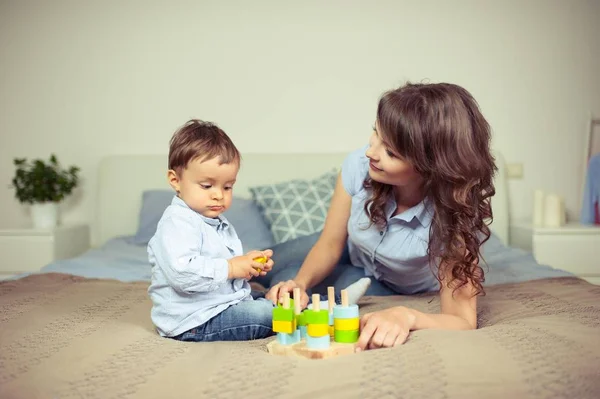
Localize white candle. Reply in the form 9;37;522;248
544;194;565;227
533;189;545;227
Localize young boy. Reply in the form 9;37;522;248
147;119;276;342
148;119;371;342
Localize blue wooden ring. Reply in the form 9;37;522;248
306;334;330;349
333;304;359;319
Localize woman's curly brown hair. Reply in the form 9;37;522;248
363;82;497;296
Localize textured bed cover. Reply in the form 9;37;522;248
1;273;599;399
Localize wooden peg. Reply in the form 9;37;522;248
312;293;320;311
283;292;290;309
341;289;348;307
328;286;335;314
293;288;301;315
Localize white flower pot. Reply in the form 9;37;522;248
31;202;59;229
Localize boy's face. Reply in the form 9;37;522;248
168;156;239;218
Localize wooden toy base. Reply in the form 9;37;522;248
266;338;356;359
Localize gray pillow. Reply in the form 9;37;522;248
249;169;338;244
129;190;174;246
129;190;276;252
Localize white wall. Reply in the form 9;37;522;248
1;0;599;243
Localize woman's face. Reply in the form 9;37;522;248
365;122;423;189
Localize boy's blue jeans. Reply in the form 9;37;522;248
172;294;275;342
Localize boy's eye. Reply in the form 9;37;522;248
224;186;233;191
200;184;211;189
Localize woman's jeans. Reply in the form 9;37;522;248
253;233;398;296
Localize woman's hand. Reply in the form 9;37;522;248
265;279;309;309
355;306;417;351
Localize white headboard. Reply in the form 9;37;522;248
96;151;509;247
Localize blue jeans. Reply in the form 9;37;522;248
173;295;275;342
253;233;398;296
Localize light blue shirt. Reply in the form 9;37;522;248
147;195;252;337
342;146;439;294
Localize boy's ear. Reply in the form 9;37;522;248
167;169;180;193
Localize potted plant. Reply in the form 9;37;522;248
11;154;80;229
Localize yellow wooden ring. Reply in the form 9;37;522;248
307;323;329;337
334;317;359;331
272;320;294;334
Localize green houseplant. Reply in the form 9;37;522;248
11;154;80;229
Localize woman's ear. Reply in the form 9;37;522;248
167;169;181;193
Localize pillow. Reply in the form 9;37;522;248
129;190;174;245
249;169;338;244
225;198;276;252
129;190;276;252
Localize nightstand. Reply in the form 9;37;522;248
510;221;600;285
0;224;90;280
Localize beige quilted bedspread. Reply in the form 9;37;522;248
1;273;599;399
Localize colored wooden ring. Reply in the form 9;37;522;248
334;317;359;331
334;329;359;343
304;309;329;324
306;334;330;349
272;320;294;334
333;304;359;319
299;325;307;339
277;330;300;345
273;306;294;322
307;323;329;337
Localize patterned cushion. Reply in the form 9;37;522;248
249;169;338;244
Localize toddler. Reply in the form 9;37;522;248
148;119;371;342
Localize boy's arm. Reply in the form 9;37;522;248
150;215;229;294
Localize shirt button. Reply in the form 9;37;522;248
380;231;384;236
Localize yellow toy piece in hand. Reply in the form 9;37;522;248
253;256;267;272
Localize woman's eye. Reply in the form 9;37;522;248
386;149;395;158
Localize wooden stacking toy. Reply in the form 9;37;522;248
266;285;360;359
272;292;300;345
333;290;359;344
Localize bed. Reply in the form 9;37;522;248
1;151;599;399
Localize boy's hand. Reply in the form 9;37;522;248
227;250;274;280
252;249;274;276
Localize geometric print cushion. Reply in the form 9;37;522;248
249;169;338;244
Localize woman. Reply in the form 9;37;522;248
265;82;497;351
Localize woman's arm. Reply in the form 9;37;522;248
410;270;477;330
295;174;352;289
356;263;478;351
265;174;352;306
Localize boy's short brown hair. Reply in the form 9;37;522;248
168;119;241;174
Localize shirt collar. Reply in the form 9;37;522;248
387;196;434;227
171;195;229;229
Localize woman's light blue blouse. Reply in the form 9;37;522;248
342;146;439;294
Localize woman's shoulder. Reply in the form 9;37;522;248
341;145;369;196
